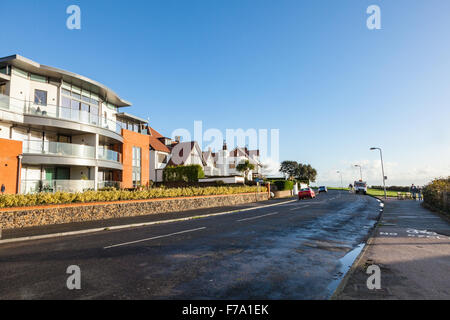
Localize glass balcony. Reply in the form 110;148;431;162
97;181;122;190
97;148;121;162
0;93;122;134
23;140;96;159
21;180;95;194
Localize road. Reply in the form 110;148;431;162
0;191;381;300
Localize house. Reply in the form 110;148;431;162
148;127;171;183
202;142;263;181
0;54;159;193
166;141;205;167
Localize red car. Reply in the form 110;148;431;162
298;187;316;200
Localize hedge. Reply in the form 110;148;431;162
0;186;267;209
272;180;294;191
371;186;411;192
423;177;450;214
163;165;205;182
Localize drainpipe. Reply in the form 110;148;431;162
16;154;23;194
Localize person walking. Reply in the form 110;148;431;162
418;186;423;201
410;184;417;200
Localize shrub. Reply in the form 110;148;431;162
272;180;294;191
0;185;267;209
423;177;450;214
163;165;205;182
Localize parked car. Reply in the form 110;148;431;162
298;187;316;200
318;186;328;193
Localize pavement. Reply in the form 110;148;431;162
336;199;450;300
0;190;381;300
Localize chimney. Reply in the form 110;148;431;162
175;136;181;143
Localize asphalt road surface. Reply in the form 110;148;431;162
0;191;381;300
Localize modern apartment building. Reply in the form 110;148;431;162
0;54;156;194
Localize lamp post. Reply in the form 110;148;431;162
371;147;387;200
354;164;363;181
337;171;343;190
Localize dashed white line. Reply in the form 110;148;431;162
104;227;206;249
237;212;279;222
289;205;311;211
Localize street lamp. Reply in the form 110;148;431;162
354;165;363;181
337;171;343;190
371;147;387;200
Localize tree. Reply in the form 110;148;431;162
295;163;317;184
280;161;318;184
280;161;299;180
236;160;255;182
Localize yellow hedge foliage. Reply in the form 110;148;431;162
0;186;267;209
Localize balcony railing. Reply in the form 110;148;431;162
21;180;95;194
97;148;121;162
23;140;96;159
0;93;121;134
97;181;122;190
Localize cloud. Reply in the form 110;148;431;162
260;158;282;176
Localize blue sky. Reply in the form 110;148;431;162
2;0;449;186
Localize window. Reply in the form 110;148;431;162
30;73;47;83
61;82;100;124
71;92;81;100
71;99;80;110
0;83;5;95
132;147;141;188
34;90;47;106
158;154;167;164
12;67;28;79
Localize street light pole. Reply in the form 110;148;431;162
337;171;343;190
354;165;363;181
371;147;387;200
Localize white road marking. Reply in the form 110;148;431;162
104;227;206;249
290;205;311;211
237;212;279;222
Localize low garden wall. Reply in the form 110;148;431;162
0;192;269;230
273;190;293;199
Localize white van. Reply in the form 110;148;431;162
354;181;368;195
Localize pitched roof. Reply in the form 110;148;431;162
167;141;206;166
149;127;164;138
148;126;170;153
